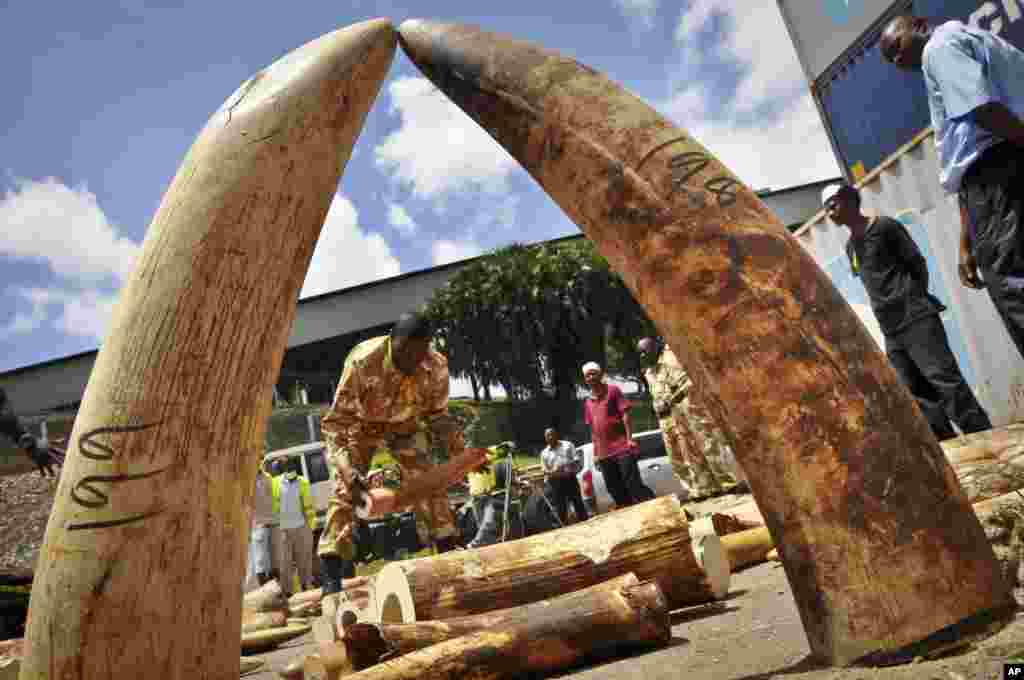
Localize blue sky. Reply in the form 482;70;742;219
0;1;839;373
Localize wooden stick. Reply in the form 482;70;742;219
241;624;311;654
396;19;1014;665
721;527;775;571
19;20;397;680
943;424;1024;503
301;642;354;680
338;579;669;680
292;577;656;679
373;495;728;623
244;579;286;614
347;573;648;671
241;611;287;634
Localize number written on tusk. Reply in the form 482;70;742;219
67;422;170;531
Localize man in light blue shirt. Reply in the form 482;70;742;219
881;15;1024;358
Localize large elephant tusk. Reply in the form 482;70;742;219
20;19;397;680
396;18;1013;666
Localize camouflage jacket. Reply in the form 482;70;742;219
321;335;462;454
644;346;693;418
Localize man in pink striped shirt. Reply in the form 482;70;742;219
582;362;653;508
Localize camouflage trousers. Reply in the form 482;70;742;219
660;393;740;499
316;429;456;560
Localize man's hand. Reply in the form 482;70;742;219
958;247;985;289
466;447;490;471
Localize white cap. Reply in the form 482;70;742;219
821;183;842;207
581;361;602;375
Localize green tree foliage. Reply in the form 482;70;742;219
424;239;657;402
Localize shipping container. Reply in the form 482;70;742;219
778;0;899;82
779;0;1024;180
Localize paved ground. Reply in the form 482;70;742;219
243;559;1024;680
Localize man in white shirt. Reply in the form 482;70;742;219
540;427;588;524
272;458;316;597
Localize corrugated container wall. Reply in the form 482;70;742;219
781;0;1024;425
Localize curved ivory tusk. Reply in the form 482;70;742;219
21;19;397;680
396;18;1012;666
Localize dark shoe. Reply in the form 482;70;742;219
434;536;460;554
319;555;346;595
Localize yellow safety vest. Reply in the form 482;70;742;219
467;467;496;496
270;475;315;529
468;445;507;496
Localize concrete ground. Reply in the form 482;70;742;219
243;559;1024;680
243;492;1024;679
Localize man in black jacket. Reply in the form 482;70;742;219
823;184;991;440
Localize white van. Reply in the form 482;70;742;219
575;429;685;514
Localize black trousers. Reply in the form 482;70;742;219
961;143;1024;359
886;315;991;440
544;476;589;523
597;454;655;509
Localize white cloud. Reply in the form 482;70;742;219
659;91;839;190
613;0;658;29
56;289;119;339
661;2;840;189
0;177;139;283
674;0;717;41
375;77;519;199
674;2;805;103
387;203;418;236
0;288;52;338
300;194;401;299
0;178;137;342
431;240;483;266
1;287;120;341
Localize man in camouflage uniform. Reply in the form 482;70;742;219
637;337;742;501
317;313;466;604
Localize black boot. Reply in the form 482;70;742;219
320;555;346;595
434;536;460;554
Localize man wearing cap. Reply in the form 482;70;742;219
636;337;740;501
317;312;470;614
581;362;653;508
880;14;1024;358
823;183;991;440
540;427;588;524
